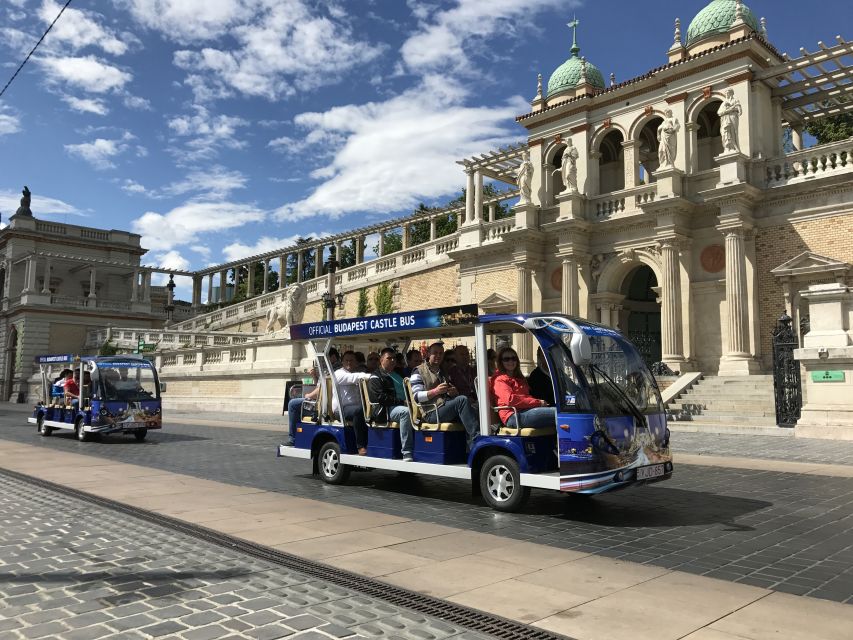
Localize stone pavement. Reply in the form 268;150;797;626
0;471;494;640
1;438;852;640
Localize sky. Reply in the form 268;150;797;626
0;0;847;298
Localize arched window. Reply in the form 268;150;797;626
696;101;723;171
637;117;663;184
599;130;625;193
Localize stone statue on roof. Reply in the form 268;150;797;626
718;88;742;153
657;110;680;168
15;186;32;217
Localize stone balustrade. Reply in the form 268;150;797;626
84;326;256;350
483;218;516;242
589;183;659;220
764;137;853;188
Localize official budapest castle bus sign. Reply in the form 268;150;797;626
290;305;479;340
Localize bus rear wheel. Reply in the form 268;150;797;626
75;420;90;442
317;441;350;485
134;429;147;442
480;454;529;512
37;415;52;437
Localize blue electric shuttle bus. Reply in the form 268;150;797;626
277;305;672;512
29;354;164;442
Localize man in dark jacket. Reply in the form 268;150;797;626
528;348;555;406
368;347;415;461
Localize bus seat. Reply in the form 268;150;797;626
403;377;463;432
359;379;399;429
322;376;354;427
496;425;556;438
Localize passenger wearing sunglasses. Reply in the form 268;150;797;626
492;347;555;429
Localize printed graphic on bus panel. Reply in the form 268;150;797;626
93;360;162;430
289;305;479;340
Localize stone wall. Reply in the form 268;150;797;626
397;264;461;310
474;268;516;306
756;213;853;363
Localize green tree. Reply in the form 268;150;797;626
285;238;316;284
231;262;279;300
373;281;394;315
356;288;372;316
338;240;356;268
804;107;853;144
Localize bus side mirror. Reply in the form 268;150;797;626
570;333;592;366
159;382;167;393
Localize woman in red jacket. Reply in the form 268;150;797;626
492;347;555;429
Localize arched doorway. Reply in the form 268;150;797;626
598;130;625;192
621;265;661;365
696;101;723;171
637;117;662;184
4;324;17;402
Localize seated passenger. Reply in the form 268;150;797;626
366;352;380;374
402;349;422;377
527;348;555;406
410;342;479;448
64;371;80;406
334;351;372;455
368;348;415;461
354;351;368;373
492;347;555;430
328;348;342;370
284;379;320;447
448;344;477;405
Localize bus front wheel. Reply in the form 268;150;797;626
480;455;529;512
134;429;147;442
75;420;90;442
317;441;350;485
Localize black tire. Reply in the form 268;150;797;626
479;454;530;512
134;429;147;442
317;441;350;485
75;419;90;442
37;414;52;437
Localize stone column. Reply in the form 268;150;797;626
429;218;437;241
219;270;227;302
725;230;748;356
22;257;36;294
191;276;201;308
206;273;213;303
88;268;97;299
262;259;270;293
378;232;385;257
561;257;579;316
488;204;496;222
278;256;286;289
685;122;699;174
402;225;410;250
356;236;365;264
660;240;685;363
792;125;804;151
315;246;324;279
473;171;483;222
142;271;151;302
622;140;638;189
515;262;533;366
296;251;304;283
132;269;140;303
464;169;474;224
41;258;51;294
245;262;254;296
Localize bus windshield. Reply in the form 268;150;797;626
96;362;158;402
549;329;663;417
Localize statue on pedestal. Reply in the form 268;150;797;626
264;283;308;336
718;89;742;153
657;110;680;168
15;186;32;217
516;150;534;205
559;138;580;194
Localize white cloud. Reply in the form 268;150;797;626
39;0;129;56
131;200;266;253
122;94;151;110
123;0;257;43
121;179;149;195
61;95;108;115
0;188;83;217
274;77;526;220
167;106;249;161
401;0;575;75
154;250;191;271
0;107;21;136
222;233;325;262
64;132;134;170
120;166;248;200
38;55;132;93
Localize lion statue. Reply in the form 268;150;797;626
265;283;308;335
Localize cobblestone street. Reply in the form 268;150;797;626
0;472;494;640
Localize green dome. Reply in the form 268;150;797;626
547;52;605;97
686;0;759;46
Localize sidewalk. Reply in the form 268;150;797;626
1;439;851;640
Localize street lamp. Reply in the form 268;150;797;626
322;246;344;321
164;273;176;325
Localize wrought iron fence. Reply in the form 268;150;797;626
772;313;802;427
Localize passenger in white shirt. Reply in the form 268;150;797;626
333;351;372;455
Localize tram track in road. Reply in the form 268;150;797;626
0;466;575;640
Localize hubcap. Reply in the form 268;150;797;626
321;448;339;477
487;465;514;502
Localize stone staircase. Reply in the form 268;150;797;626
665;375;790;435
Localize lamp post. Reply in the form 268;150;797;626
322;246;344;321
164;273;176;325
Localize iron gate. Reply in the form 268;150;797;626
772;313;802;427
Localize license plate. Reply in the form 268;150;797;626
636;464;665;480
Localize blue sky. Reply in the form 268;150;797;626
0;0;847;295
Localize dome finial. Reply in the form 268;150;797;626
674;17;682;45
534;73;543;100
580;57;588;84
733;0;745;26
610;72;616;88
760;16;768;39
567;15;581;57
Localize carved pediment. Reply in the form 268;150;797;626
771;251;850;279
479;292;516;312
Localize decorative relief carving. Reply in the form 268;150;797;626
700;244;726;273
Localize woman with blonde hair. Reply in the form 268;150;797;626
491;347;555;429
